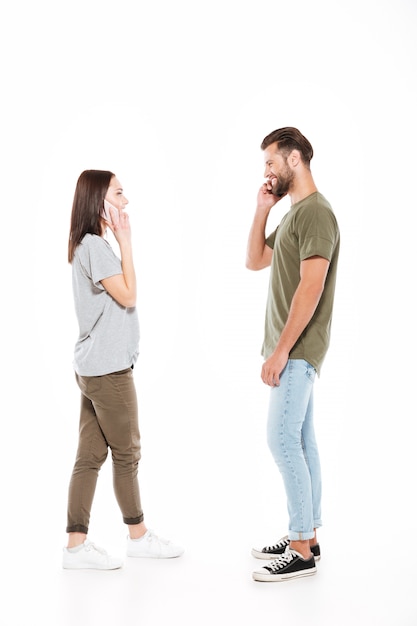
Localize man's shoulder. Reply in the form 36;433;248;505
295;192;337;224
296;191;332;212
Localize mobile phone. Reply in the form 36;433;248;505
266;186;286;199
265;178;286;199
101;199;119;225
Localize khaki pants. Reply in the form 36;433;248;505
66;367;143;534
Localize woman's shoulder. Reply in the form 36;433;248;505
81;233;104;245
75;234;112;261
79;233;112;252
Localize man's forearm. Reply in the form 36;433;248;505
274;283;324;355
246;211;270;270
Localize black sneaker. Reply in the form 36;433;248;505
252;535;321;561
252;548;316;582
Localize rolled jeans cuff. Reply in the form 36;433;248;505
288;530;316;541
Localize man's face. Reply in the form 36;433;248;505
263;143;294;197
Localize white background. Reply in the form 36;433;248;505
1;1;416;624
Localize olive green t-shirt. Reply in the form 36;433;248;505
262;191;340;375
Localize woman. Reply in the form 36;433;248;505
63;170;183;569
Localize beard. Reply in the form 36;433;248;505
271;165;294;197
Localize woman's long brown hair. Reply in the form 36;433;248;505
68;169;115;263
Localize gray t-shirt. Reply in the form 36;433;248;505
72;233;139;376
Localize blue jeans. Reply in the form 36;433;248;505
267;359;322;541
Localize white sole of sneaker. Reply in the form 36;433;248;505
252;567;317;582
126;553;183;558
63;562;123;570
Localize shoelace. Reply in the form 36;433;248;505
146;530;171;545
84;541;107;555
264;536;289;552
267;548;299;571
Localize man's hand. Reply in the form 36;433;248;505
256;179;282;214
261;349;289;387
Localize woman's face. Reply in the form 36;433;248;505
105;176;129;212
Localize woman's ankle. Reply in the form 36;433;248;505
67;532;87;548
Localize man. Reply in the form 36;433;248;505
246;127;339;582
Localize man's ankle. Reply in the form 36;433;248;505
289;540;312;559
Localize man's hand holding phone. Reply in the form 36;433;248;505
257;178;285;214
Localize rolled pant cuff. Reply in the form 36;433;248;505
288;531;316;541
66;524;89;534
124;514;144;525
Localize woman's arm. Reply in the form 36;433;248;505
101;210;136;308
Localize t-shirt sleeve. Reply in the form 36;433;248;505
297;206;339;262
266;228;278;249
79;235;122;289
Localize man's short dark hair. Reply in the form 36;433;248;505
261;127;314;167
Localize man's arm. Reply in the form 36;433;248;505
261;255;330;386
246;183;281;270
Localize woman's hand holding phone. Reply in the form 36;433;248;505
103;200;132;248
102;199;120;226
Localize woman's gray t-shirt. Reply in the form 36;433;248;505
72;233;139;376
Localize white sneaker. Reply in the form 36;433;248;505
127;530;184;559
63;540;123;570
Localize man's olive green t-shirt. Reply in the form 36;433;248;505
262;191;340;375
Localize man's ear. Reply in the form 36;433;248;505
289;149;301;167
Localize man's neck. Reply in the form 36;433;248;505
289;175;318;205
